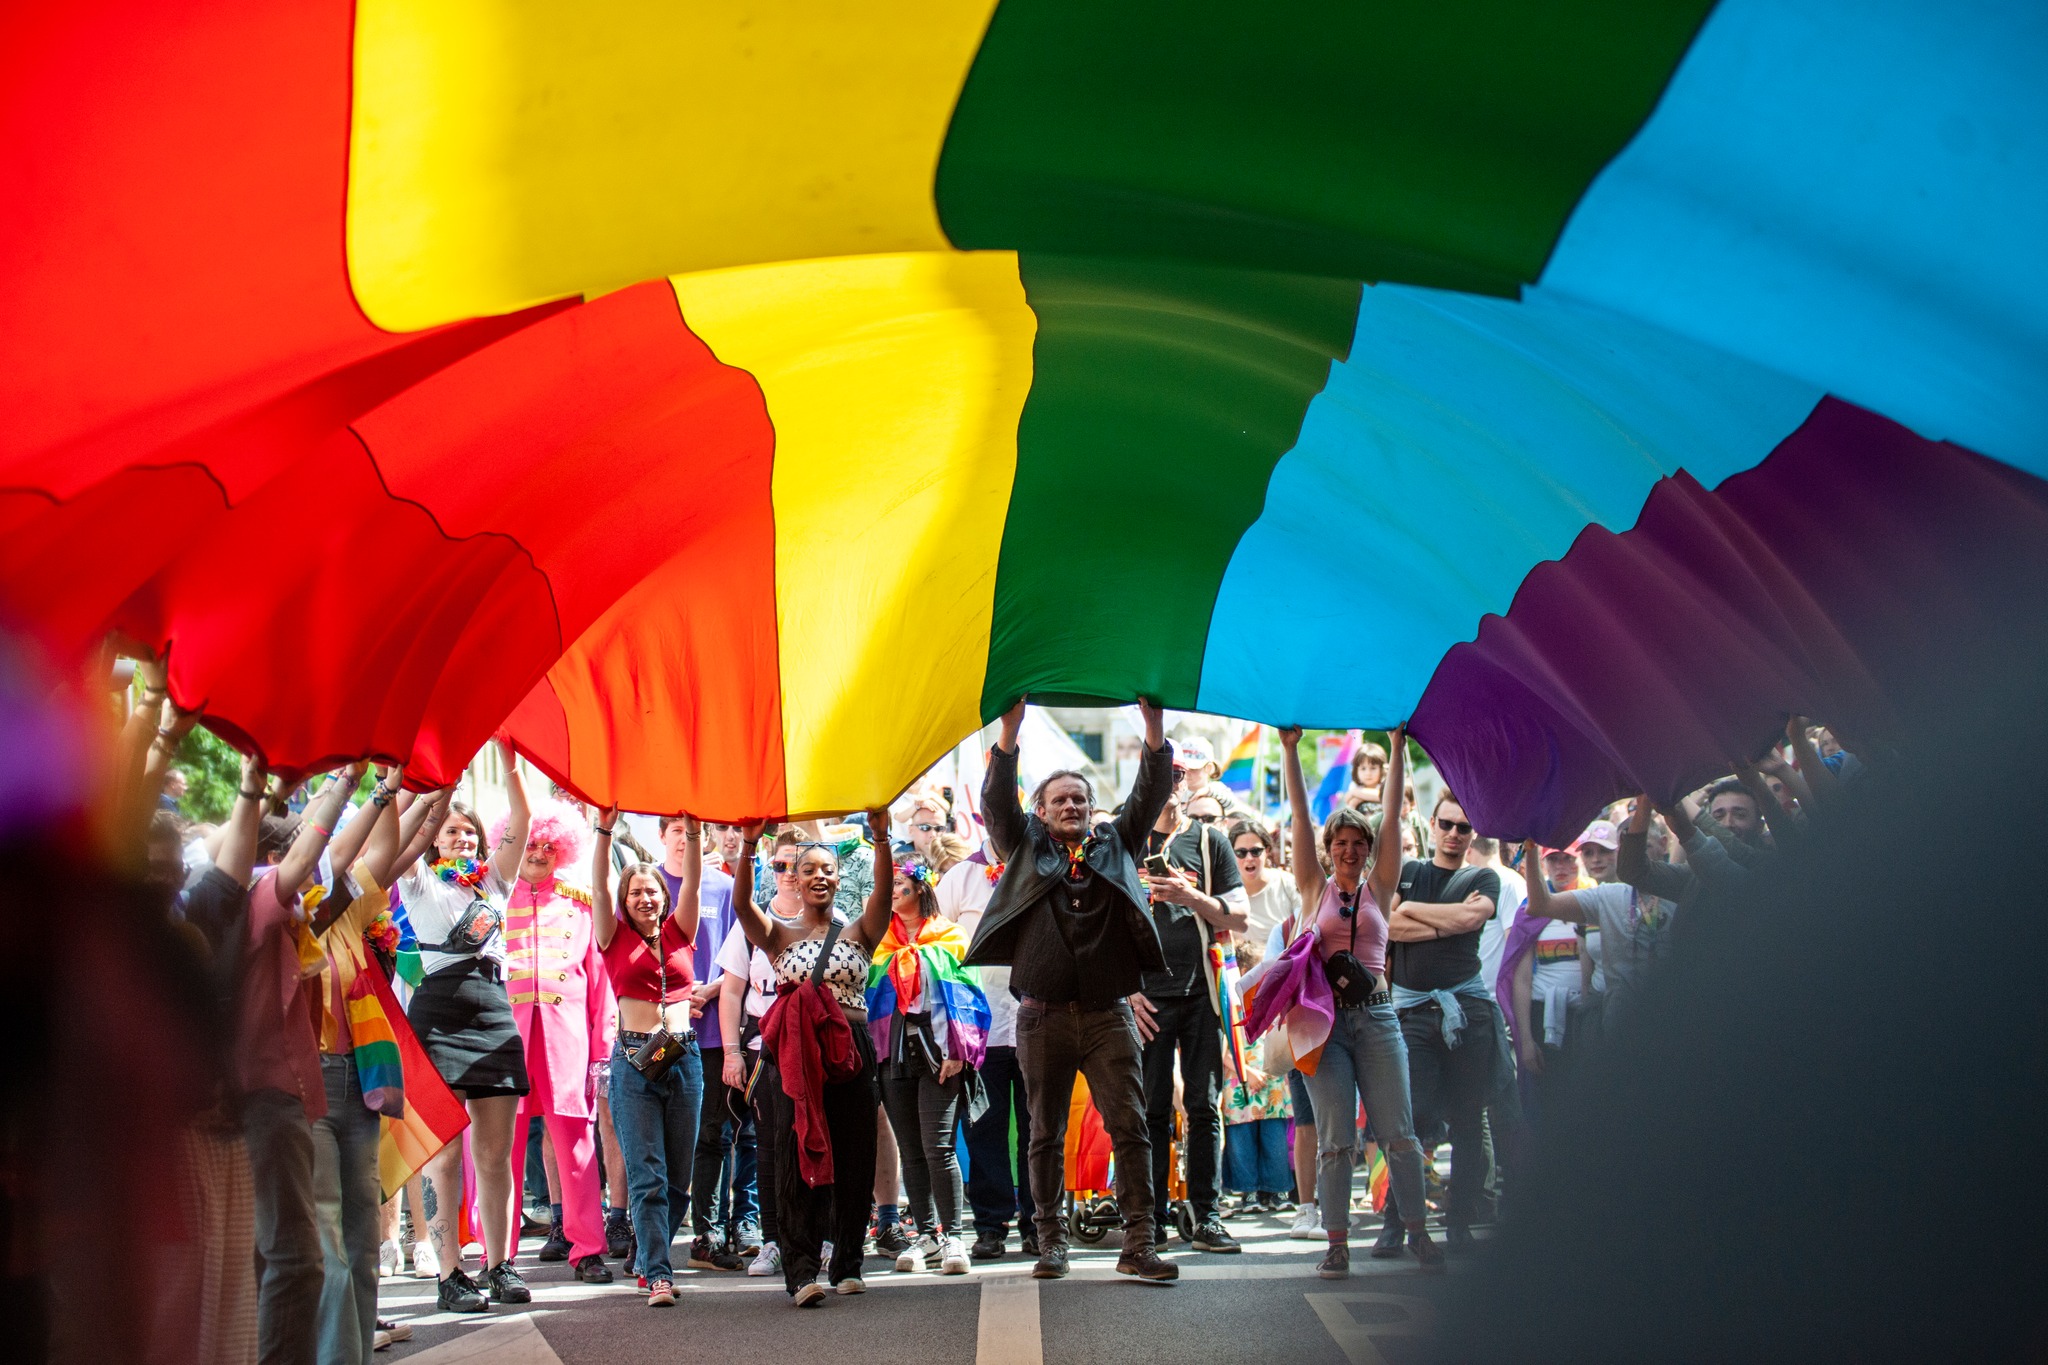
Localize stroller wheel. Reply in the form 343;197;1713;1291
1174;1201;1196;1244
1074;1195;1115;1245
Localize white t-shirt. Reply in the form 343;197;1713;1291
1514;903;1582;1048
399;863;512;976
1477;865;1526;990
1242;874;1301;950
936;859;1015;1048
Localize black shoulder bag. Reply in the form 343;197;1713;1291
628;922;689;1083
1324;884;1379;1009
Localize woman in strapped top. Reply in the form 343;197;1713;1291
398;739;535;1312
1277;725;1443;1277
732;811;895;1306
591;807;703;1308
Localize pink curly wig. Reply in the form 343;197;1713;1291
491;798;587;868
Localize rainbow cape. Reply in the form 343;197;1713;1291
1240;929;1335;1076
866;914;991;1071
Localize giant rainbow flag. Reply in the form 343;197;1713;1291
2;1;2044;842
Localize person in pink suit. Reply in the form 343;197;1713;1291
495;800;617;1284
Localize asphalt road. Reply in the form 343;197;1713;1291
377;1205;1469;1365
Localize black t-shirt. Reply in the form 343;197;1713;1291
1011;867;1145;1006
1139;822;1243;998
1388;859;1501;992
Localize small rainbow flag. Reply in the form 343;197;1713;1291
1211;937;1251;1084
362;958;470;1201
344;963;405;1118
1219;725;1261;794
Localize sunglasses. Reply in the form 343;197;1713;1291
1436;817;1473;835
1233;845;1264;860
913;822;942;833
1170;767;1190;785
1190;812;1219;824
769;861;793;874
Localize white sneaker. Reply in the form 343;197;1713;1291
378;1238;402;1279
747;1241;781;1277
792;1282;826;1308
896;1233;939;1273
1289;1203;1323;1240
835;1276;865;1294
938;1236;970;1275
373;1330;392;1352
410;1242;441;1279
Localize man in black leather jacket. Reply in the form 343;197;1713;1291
965;697;1180;1282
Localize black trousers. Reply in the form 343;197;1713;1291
1386;999;1498;1230
759;1035;878;1293
690;1046;758;1238
1140;993;1225;1226
965;1044;1035;1239
1016;1000;1154;1255
743;1049;779;1244
879;1066;967;1235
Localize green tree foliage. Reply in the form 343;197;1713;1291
168;725;245;823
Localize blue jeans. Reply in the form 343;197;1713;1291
1222;1118;1289;1195
312;1057;380;1365
607;1037;703;1281
1303;1003;1425;1234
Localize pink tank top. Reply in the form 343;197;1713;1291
1312;879;1388;975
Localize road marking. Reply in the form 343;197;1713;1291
394;1315;564;1364
1306;1293;1436;1365
976;1276;1043;1365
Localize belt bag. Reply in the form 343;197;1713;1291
1326;951;1380;1010
416;894;502;955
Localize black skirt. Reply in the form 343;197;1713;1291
407;959;530;1099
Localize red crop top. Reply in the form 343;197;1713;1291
600;916;695;1004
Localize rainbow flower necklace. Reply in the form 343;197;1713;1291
429;857;487;890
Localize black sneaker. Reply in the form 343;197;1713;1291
1445;1223;1476;1254
1030;1243;1070;1279
573;1253;614;1284
1411;1228;1447;1273
1316;1242;1351;1279
873;1223;912;1256
436;1268;489;1314
537;1215;571;1262
485;1260;531;1305
604;1209;634;1260
687;1234;742;1270
1020;1227;1039;1258
1370;1217;1408;1260
1114;1246;1179;1281
970;1234;1006;1262
1189;1221;1241;1254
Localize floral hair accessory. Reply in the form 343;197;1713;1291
898;858;940;889
364;909;400;957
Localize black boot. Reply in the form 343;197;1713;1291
537;1205;571;1262
605;1207;634;1260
